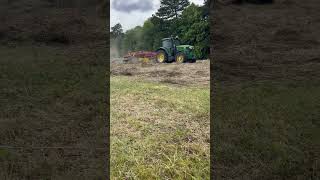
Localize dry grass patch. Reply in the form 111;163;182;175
111;76;210;179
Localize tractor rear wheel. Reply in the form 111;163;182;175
156;50;168;63
175;52;187;63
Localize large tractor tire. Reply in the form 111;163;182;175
175;52;187;63
156;50;168;63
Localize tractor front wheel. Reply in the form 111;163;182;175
156;50;168;63
175;52;186;63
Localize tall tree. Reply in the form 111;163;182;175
178;3;209;59
156;0;190;20
110;23;124;56
149;15;171;49
110;23;123;38
123;26;143;52
202;0;210;18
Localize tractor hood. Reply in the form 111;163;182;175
176;45;196;60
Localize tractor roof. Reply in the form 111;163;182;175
177;45;189;47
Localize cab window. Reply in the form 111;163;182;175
163;39;172;48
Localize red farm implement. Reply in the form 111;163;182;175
123;51;157;63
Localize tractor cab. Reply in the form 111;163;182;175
162;37;180;57
156;36;196;63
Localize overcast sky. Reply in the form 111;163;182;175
111;0;205;31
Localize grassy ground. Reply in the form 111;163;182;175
110;76;210;179
212;81;320;179
0;45;108;179
212;1;320;178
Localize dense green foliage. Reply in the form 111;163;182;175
111;0;209;59
156;0;190;19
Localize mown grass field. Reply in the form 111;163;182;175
0;45;107;179
212;0;320;178
110;76;210;179
212;81;320;179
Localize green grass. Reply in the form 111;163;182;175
111;76;210;179
213;81;320;179
0;45;107;179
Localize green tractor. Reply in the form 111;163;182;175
155;36;196;63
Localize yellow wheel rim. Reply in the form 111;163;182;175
157;53;165;63
177;55;184;63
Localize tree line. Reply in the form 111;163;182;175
110;0;210;59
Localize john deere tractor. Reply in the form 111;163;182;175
155;37;196;63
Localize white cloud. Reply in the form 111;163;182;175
110;0;204;31
112;0;155;12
